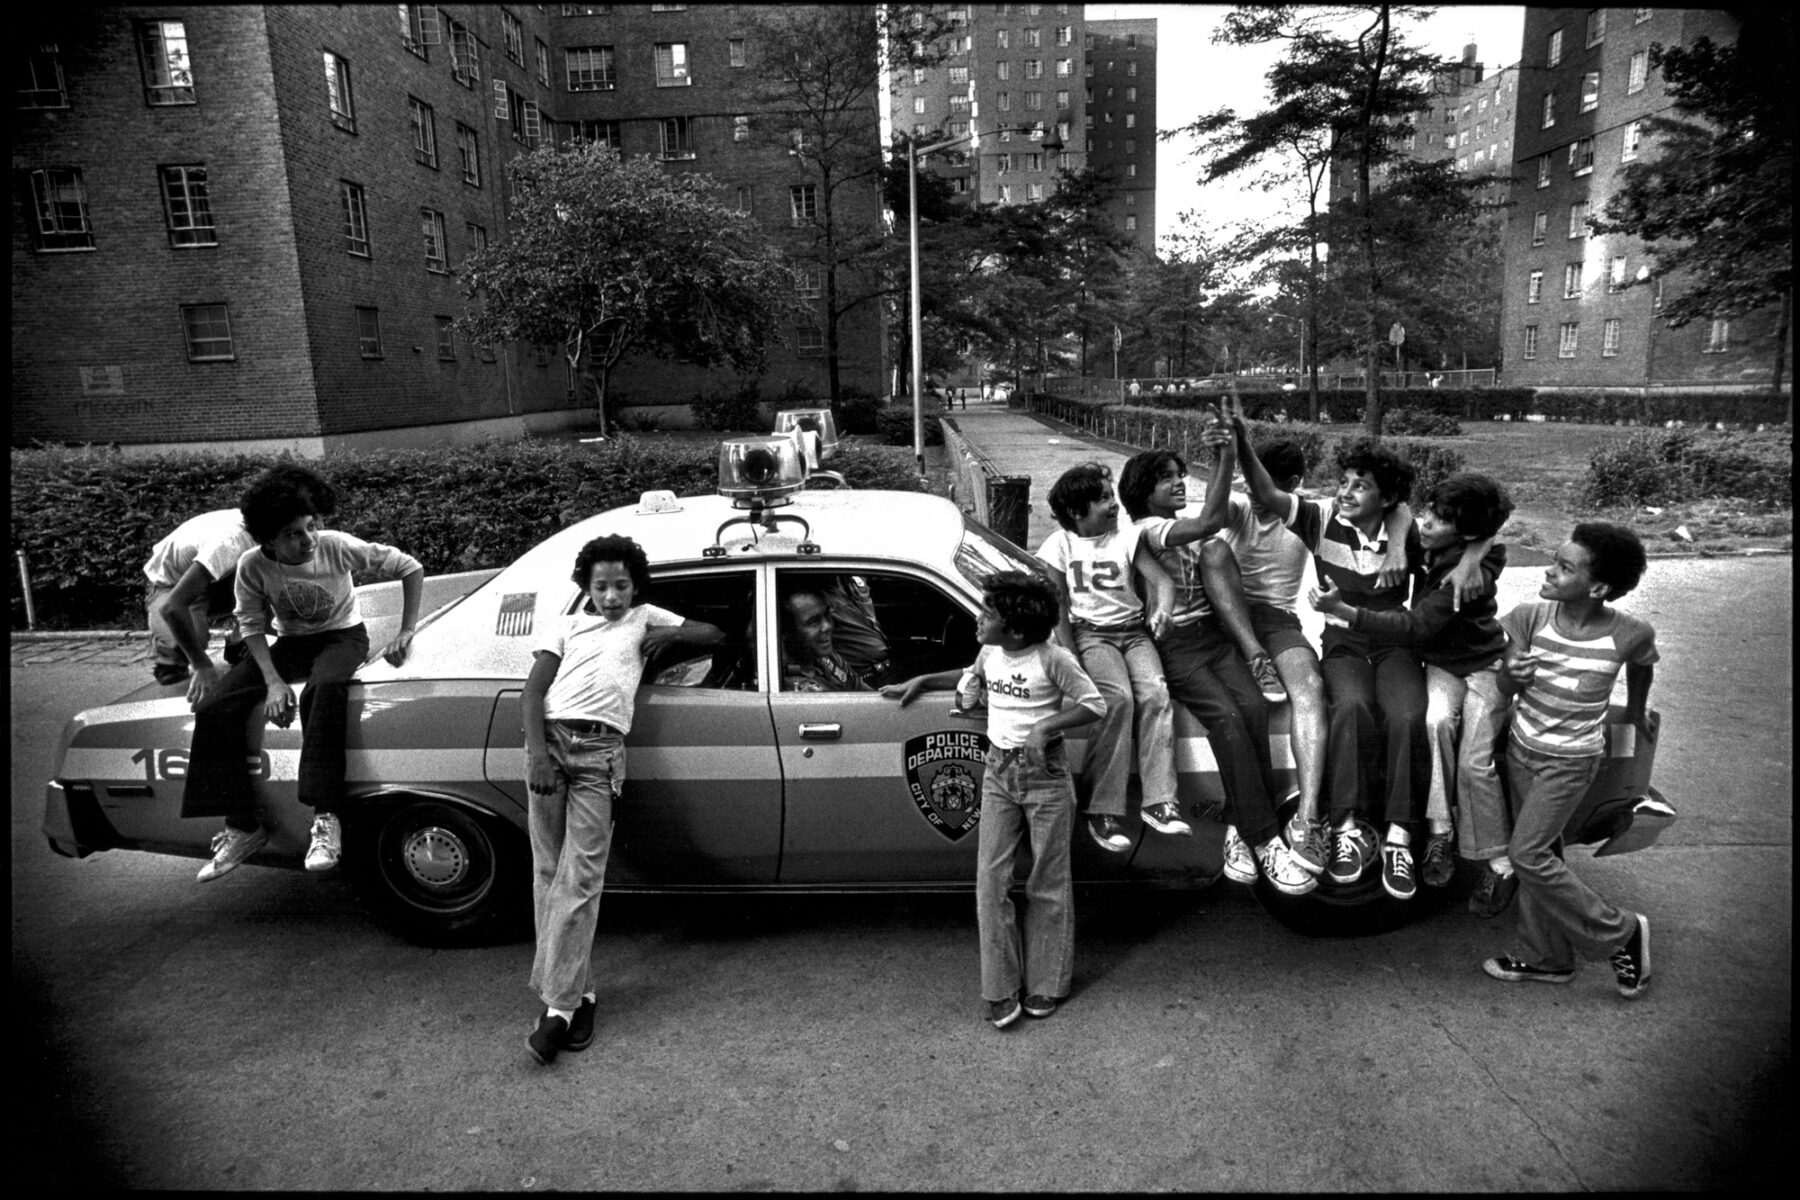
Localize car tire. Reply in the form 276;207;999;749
346;797;529;947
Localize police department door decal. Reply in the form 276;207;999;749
903;730;988;841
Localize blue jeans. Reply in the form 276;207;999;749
976;742;1077;1003
528;722;624;1013
1072;623;1177;817
1424;664;1511;858
181;624;370;826
1505;740;1637;971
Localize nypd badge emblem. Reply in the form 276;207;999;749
903;730;989;841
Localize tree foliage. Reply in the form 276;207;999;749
456;144;805;435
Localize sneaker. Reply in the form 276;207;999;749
1284;815;1328;876
1381;842;1417;900
1222;825;1257;884
1326;825;1375;885
566;997;596;1052
304;812;343;872
1468;865;1520;919
1087;815;1131;854
1420;832;1456;888
986;997;1022;1029
1610;913;1652;999
1256;838;1318;896
527;1012;570;1065
1249;655;1288;704
195;825;269;882
1483;956;1575;985
1021;994;1059;1019
152;663;191;686
1141;802;1192;836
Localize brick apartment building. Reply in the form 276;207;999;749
12;4;885;454
1085;17;1156;253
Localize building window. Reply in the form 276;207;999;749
913;65;926;84
1055;89;1069;109
536;39;551;85
729;38;746;68
159;165;216;247
1547;27;1564;68
449;19;480;85
1025;90;1042;110
1599;318;1621;357
398;4;431;58
139;20;195;105
1558;322;1580;358
456;123;481;186
1126;163;1136;178
789;184;816;225
732;184;752;213
1622;120;1644;162
995;153;1011;174
1055;25;1072;46
1124;191;1136;207
1569;137;1594;175
1704;318;1731;353
1027;181;1043;201
410;98;437;166
1125;214;1137;231
422;208;448;272
912;96;926;115
1563;262;1582;299
1127;61;1137;77
466;222;486;264
996;61;1010;81
1124;138;1136;154
1527;270;1544;303
1568;200;1589;239
997;30;1010;50
660;116;693;160
1025;59;1042;78
1585;9;1606;47
1024;27;1041;48
1125;112;1136;129
323;51;354;131
949;65;969;85
357;306;383;358
1537;155;1551;189
567;46;615;91
575;119;620;149
340;181;369;256
1056;58;1072;77
655;42;690;86
503;11;524;65
1653;277;1665;315
506;86;541;145
1024;152;1043;171
998;183;1012;203
181;303;234;360
950;95;969;113
796;268;823;300
1580;72;1600;113
949;120;969;138
25;167;94;251
1608;256;1628;292
1541;90;1556;129
1522;324;1540;360
435;315;456;360
1626;50;1649;96
795;323;824;356
1126;86;1136;103
733;114;750;142
19;42;68;109
1531;211;1548;246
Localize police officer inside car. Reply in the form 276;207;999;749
781;587;873;692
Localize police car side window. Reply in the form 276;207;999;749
638;570;757;691
778;569;976;686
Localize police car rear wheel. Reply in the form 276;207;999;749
348;799;527;947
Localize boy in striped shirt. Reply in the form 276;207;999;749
1484;523;1656;997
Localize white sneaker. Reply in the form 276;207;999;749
1257;838;1319;896
304;812;343;872
1222;825;1257;884
196;825;269;882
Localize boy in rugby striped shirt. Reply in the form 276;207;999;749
1483;523;1656;997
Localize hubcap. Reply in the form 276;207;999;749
400;825;471;889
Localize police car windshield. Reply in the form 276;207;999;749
953;518;1042;590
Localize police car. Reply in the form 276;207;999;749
42;429;1675;944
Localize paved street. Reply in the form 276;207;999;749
10;407;1792;1190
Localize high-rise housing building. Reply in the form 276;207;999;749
12;4;885;453
1499;7;1785;389
1085;17;1156;253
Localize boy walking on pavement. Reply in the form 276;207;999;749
1483;523;1656;998
883;572;1105;1028
1118;431;1315;895
1036;462;1183;853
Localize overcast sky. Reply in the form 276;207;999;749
1094;3;1527;250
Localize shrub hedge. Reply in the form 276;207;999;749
1531;390;1789;429
1583;430;1793;509
1127;385;1788;428
1139;387;1533;422
10;437;924;629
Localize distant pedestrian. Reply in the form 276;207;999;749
1127;378;1141;398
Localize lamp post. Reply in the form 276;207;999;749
907;123;1062;477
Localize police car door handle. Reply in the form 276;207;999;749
798;723;842;740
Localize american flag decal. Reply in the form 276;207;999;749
496;593;535;637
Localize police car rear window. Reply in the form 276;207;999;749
953;518;1041;591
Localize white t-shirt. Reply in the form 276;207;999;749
537;603;684;733
1037;524;1148;629
1220;494;1310;613
957;642;1104;750
144;509;256;589
234;530;422;639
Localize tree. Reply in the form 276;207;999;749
456;144;807;437
1592;16;1795;400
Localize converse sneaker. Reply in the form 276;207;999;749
1021;994;1059;1019
1326;824;1375;885
1610;913;1652;999
1087;815;1131;854
1420;831;1456;888
1249;654;1288;704
1256;838;1318;896
527;1011;570;1065
986;997;1022;1029
1483;956;1575;985
304;812;343;872
1468;865;1520;919
195;825;269;883
1141;802;1193;836
1285;815;1328;875
1222;825;1257;884
1381;842;1417;900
